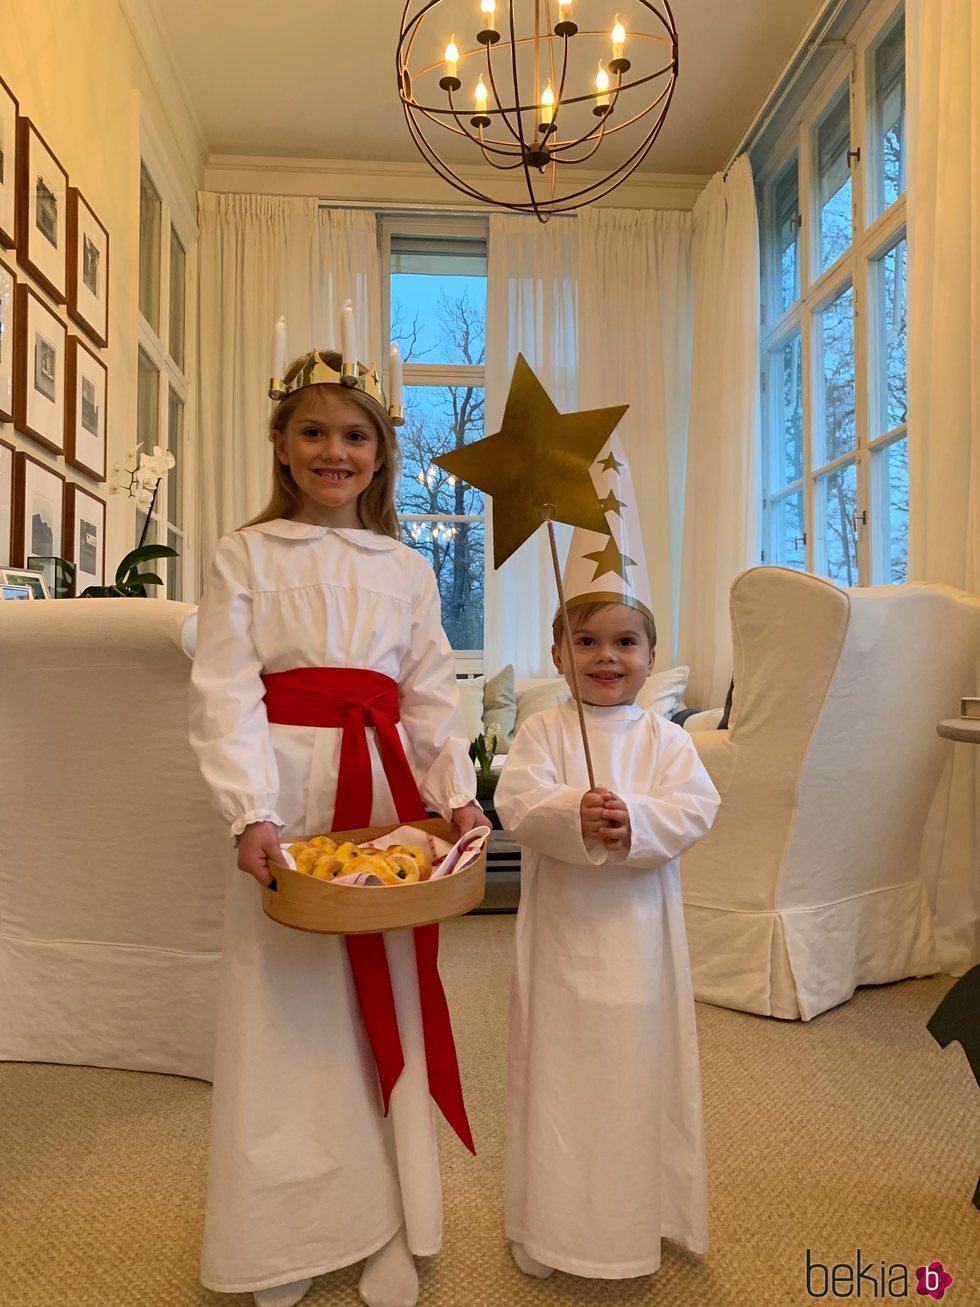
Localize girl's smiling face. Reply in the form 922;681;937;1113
274;386;382;527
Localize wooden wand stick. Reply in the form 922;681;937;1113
543;506;597;793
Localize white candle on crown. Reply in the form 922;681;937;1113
341;299;356;366
389;342;404;408
273;316;287;378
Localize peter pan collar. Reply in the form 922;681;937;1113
573;700;647;725
245;519;400;551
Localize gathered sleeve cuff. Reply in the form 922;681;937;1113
188;533;284;838
608;730;720;869
398;563;476;821
494;721;606;865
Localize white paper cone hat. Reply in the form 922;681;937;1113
560;434;656;629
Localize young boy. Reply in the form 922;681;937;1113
494;446;720;1283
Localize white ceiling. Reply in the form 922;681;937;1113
150;0;826;177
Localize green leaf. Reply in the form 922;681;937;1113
114;544;178;586
129;571;165;587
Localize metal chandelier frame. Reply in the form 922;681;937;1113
396;0;679;222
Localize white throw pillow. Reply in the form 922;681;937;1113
456;675;486;742
514;677;572;734
635;664;690;718
683;707;724;733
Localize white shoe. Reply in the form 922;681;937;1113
253;1277;313;1307
358;1228;419;1307
511;1242;554;1278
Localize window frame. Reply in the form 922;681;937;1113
758;0;907;587
380;213;489;674
135;116;198;600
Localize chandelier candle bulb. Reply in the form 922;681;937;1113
472;75;491;125
540;82;555;128
555;0;577;37
481;0;495;30
441;34;461;89
610;14;630;72
595;61;610;111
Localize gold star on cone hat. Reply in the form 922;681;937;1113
562;433;656;627
431;354;628;569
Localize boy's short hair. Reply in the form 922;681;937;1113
553;601;657;651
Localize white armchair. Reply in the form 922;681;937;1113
681;567;980;1020
0;599;228;1079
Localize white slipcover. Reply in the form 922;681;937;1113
681;567;980;1020
0;599;227;1079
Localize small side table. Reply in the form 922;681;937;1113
937;718;980;745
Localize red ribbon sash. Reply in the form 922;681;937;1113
262;666;474;1154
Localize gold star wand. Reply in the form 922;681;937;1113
432;354;628;791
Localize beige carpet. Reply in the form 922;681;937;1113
1;917;976;1307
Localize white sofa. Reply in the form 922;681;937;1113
681;567;980;1021
0;599;228;1080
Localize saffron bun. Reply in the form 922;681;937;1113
287;841;308;859
311;855;344;881
310;835;338;854
388;844;432;880
334;842;361;864
384;853;421;883
295;845;325;875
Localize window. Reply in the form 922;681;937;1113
759;0;907;586
382;218;488;668
136;151;193;598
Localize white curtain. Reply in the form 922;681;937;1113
196;197;381;577
907;0;980;971
485;214;579;677
577;208;694;666
676;156;762;709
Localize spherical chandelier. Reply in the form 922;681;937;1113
396;1;678;222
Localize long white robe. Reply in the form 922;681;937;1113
188;519;475;1295
494;700;720;1279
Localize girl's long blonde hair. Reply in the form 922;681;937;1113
240;350;401;539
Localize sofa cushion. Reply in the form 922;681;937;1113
514;677;572;735
483;664;518;751
635;664;690;717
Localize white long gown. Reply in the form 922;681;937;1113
494;700;720;1279
188;519;475;1295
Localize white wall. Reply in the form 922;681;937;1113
2;0;204;577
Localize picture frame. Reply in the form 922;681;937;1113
28;553;76;599
10;449;64;566
63;483;105;590
0;436;13;567
0;582;32;600
0;74;17;249
0;252;14;421
66;189;108;348
13;283;66;453
0;565;49;598
15;118;68;304
65;335;107;480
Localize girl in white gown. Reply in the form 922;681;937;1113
189;348;487;1307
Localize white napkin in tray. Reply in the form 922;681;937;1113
281;825;490;888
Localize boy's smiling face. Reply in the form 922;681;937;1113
552;604;655;707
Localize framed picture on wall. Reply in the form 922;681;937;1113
67;189;108;348
0;437;13;567
63;482;105;590
0;75;17;248
13;283;66;453
15;118;68;304
65;335;106;480
0;253;14;421
11;449;64;567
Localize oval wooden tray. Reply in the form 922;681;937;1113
261;817;487;934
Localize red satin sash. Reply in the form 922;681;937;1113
262;666;474;1154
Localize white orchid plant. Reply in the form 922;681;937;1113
81;444;179;597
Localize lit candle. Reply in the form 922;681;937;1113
389;342;404;409
595;61;610;107
341;299;356;366
444;35;459;79
481;0;495;30
475;75;488;111
611;15;626;62
540;82;555;127
558;0;572;14
273;315;287;379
